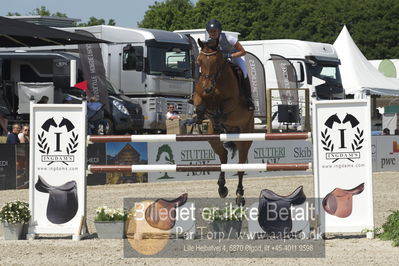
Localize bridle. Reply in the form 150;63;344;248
198;49;227;93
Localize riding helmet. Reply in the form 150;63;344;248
206;19;222;31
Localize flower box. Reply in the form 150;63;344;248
0;200;30;240
94;220;125;239
94;206;127;239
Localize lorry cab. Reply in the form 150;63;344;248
240;39;344;100
61;25;196;131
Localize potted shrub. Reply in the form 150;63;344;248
202;206;245;239
94;206;128;239
0;200;31;240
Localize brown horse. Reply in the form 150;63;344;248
194;38;254;206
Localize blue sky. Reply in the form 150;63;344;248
2;0;197;28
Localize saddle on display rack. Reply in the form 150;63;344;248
258;186;306;236
35;175;78;224
322;183;364;218
145;193;188;230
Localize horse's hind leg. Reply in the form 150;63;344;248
235;141;252;206
209;140;228;198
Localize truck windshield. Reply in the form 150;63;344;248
147;46;192;78
307;63;344;99
307;64;342;85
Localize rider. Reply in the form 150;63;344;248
206;19;255;111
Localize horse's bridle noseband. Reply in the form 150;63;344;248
199;50;227;94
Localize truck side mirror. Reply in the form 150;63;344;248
134;46;144;72
293;62;305;82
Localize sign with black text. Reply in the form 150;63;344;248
312;99;373;233
28;103;87;237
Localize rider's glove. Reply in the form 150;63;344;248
224;53;232;61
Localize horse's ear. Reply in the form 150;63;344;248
198;38;204;49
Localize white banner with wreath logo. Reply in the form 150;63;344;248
312;99;374;233
28;103;87;236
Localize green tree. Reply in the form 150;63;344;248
138;0;194;31
6;12;21;16
140;0;399;59
7;6;115;27
77;17;116;27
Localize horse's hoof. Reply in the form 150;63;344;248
236;196;245;206
218;186;228;198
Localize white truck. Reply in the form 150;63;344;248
0;25;197;132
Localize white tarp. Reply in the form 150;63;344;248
17;82;54;113
333;26;399;97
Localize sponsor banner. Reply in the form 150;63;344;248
0;144;16;190
371;137;377;171
245;52;266;117
372;135;399;171
270;54;299;105
312;99;373;233
148;140;312;182
87;143;106;186
78;43;109;112
106;142;148;183
16;144;29;189
29;103;87;236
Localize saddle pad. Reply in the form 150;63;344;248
35;175;78;224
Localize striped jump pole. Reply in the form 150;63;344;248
87;132;311;143
87;163;312;174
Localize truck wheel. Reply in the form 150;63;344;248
103;118;114;135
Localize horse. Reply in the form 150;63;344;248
194;38;254;206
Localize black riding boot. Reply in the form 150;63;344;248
243;77;255;111
188;95;194;104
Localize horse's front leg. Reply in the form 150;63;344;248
209;140;228;198
235;141;252;206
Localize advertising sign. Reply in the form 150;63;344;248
28;103;87;238
87;143;107;186
148;140;312;182
0;144;16;190
372;135;399;171
245;52;266;117
312;99;373;233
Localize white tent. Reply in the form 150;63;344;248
333;26;399;97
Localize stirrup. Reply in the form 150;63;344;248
247;100;255;111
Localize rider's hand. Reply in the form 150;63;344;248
224;53;232;61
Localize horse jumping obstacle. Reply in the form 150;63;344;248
88;162;312;173
87;132;312;174
87;132;311;143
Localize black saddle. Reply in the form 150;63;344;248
35;175;78;224
258;186;306;236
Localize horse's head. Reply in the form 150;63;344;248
195;38;225;96
193;38;226;121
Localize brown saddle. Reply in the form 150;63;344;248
322;183;364;218
145;193;188;230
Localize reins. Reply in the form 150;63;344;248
198;49;228;92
